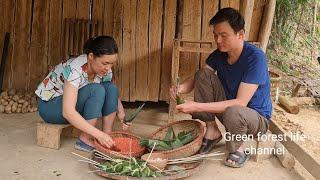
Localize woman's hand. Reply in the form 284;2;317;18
116;99;130;130
121;121;131;131
95;131;115;148
117;109;131;131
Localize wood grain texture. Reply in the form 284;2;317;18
240;0;254;40
103;0;115;36
159;0;177;101
121;0;131;101
29;0;50;91
148;0;163;101
10;0;33;90
129;0;137;101
135;0;150;101
180;0;202;81
200;0;218;67
113;0;123;96
1;0;15;90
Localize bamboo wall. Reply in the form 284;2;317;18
0;0;272;102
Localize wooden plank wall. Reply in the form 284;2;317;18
0;0;15;89
0;0;270;102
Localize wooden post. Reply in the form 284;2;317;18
291;81;302;97
258;0;276;52
240;0;254;40
169;40;180;123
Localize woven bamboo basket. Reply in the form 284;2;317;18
269;70;281;102
149;120;205;159
94;131;145;159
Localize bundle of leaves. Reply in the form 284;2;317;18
140;127;196;151
97;157;161;178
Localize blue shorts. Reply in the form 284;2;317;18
37;82;119;124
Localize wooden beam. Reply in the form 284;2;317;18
169;40;180;123
269;120;320;179
180;0;202;80
291;82;302;97
258;0;276;52
179;46;214;54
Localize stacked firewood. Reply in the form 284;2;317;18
0;89;37;114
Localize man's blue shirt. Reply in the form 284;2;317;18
206;41;272;120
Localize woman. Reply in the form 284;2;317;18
35;36;128;152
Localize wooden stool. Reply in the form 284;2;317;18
36;122;80;149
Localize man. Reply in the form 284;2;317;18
170;8;272;168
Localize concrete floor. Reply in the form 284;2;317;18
0;106;310;180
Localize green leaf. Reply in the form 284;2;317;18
141;166;151;177
178;130;195;145
131;168;141;177
164;126;175;141
176;95;185;105
113;163;123;173
124;103;145;123
140;139;172;150
171;138;184;149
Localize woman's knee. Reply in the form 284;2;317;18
89;83;106;98
101;82;119;98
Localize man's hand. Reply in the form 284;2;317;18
176;100;200;114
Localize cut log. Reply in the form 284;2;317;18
291;97;315;106
278;95;300;114
275;141;296;169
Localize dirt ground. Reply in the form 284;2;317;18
0;105;315;180
273;104;320;164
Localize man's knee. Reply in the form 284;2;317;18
222;105;244;128
194;68;212;81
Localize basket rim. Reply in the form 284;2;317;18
149;120;205;154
